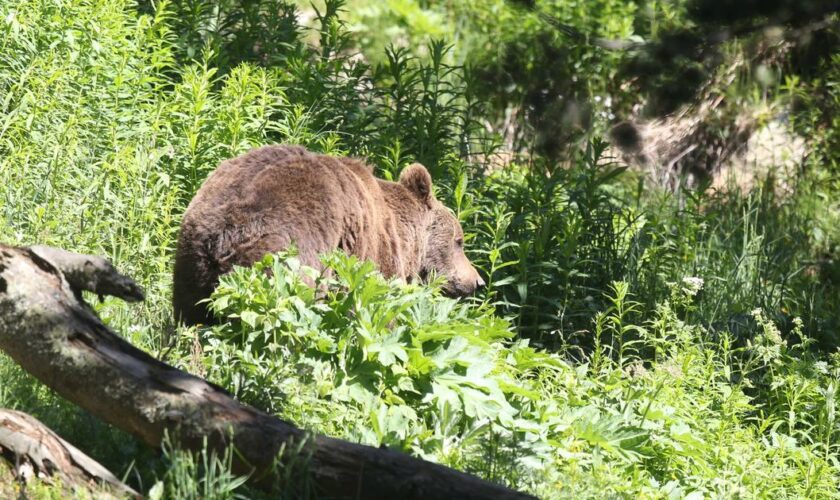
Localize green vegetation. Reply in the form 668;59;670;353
1;0;839;497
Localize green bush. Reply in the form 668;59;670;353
201;252;558;468
342;0;652;156
173;253;840;496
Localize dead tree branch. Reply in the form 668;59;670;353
0;409;139;497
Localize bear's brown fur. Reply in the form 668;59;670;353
173;145;484;325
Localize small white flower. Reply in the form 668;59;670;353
681;276;704;296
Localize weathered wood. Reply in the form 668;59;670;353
0;245;533;499
28;245;145;302
0;409;139;497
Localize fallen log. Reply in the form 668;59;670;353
0;409;138;497
0;244;533;499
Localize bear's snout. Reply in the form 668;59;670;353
442;266;485;297
466;270;486;295
475;274;486;291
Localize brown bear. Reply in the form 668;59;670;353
173;145;485;325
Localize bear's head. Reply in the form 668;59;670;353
399;163;485;297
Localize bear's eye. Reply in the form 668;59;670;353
455;238;464;248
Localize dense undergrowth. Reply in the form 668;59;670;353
1;0;839;497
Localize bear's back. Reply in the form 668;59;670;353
173;145;389;325
183;145;382;236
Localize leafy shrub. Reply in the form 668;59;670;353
147;0;304;71
343;0;644;156
466;141;640;348
199;252;563;471
175;254;840;496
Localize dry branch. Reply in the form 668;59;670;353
0;244;533;500
0;409;139;497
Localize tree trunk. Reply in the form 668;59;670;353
0;245;533;499
0;409;139;497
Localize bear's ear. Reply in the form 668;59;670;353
399;163;434;207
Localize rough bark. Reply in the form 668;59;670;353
0;409;139;497
0;245;533;500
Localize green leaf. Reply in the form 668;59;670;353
239;310;259;329
369;330;408;366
